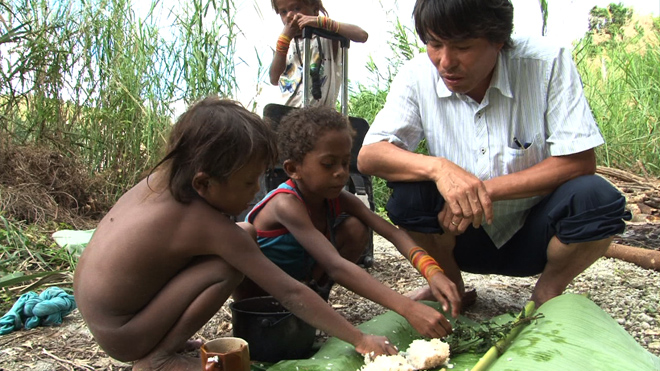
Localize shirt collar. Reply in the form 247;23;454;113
435;51;514;100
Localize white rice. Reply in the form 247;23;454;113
358;339;451;371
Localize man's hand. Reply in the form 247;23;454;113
434;160;493;233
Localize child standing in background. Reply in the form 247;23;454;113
270;0;368;107
233;106;462;340
73;97;398;371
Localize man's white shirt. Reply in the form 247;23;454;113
364;36;604;247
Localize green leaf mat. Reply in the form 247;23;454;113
251;294;660;371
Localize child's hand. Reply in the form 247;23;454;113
282;14;302;37
353;334;399;356
296;14;320;29
427;273;462;318
403;301;453;339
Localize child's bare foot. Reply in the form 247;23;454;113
180;339;203;352
405;285;435;301
133;353;199;371
406;286;478;310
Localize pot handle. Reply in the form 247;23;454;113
259;313;295;327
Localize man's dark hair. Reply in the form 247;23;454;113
413;0;514;50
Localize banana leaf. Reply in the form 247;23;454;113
253;294;660;371
486;294;660;371
260;302;490;371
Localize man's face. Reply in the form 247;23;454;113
426;34;503;103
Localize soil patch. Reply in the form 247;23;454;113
0;146;659;370
1;232;659;370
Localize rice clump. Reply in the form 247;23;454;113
358;339;450;371
359;354;413;371
406;338;450;370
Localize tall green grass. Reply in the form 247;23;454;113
0;0;240;309
574;32;660;176
0;0;239;198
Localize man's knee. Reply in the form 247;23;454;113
386;181;445;233
561;175;624;209
548;175;630;244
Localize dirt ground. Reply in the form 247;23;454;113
1;227;659;371
1;149;659;370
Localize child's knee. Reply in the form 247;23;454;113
208;256;245;289
237;221;257;241
339;217;369;243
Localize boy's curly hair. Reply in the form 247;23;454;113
277;106;355;163
271;0;328;16
151;97;278;203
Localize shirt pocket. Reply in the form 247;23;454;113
502;133;546;174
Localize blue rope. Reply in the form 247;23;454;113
0;287;76;335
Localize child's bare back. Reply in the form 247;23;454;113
74;174;246;369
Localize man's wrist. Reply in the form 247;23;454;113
428;156;449;183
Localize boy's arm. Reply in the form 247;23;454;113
272;193;454;338
340;192;462;318
296;15;368;43
216;222;398;356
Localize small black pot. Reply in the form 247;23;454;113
229;296;316;363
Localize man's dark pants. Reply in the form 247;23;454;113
386;175;631;276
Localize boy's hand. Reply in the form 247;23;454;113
353;334;399;356
404;301;453;339
427;273;462;318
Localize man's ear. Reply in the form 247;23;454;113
192;172;212;197
283;159;301;180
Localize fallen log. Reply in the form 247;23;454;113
605;243;660;271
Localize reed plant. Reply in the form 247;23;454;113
0;0;239;306
0;0;239;199
575;30;660;176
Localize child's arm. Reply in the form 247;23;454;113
296;15;368;43
342;193;462;319
270;193;454;338
220;224;398;356
269;19;300;85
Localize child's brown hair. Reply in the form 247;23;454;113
153;97;278;203
277;106;355;163
271;0;328;16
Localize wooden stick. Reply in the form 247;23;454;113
42;348;95;370
605;243;660;271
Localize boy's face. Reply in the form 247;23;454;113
425;34;503;103
203;157;265;216
275;0;317;25
291;129;352;200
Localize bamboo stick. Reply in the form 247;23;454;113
470;301;537;371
